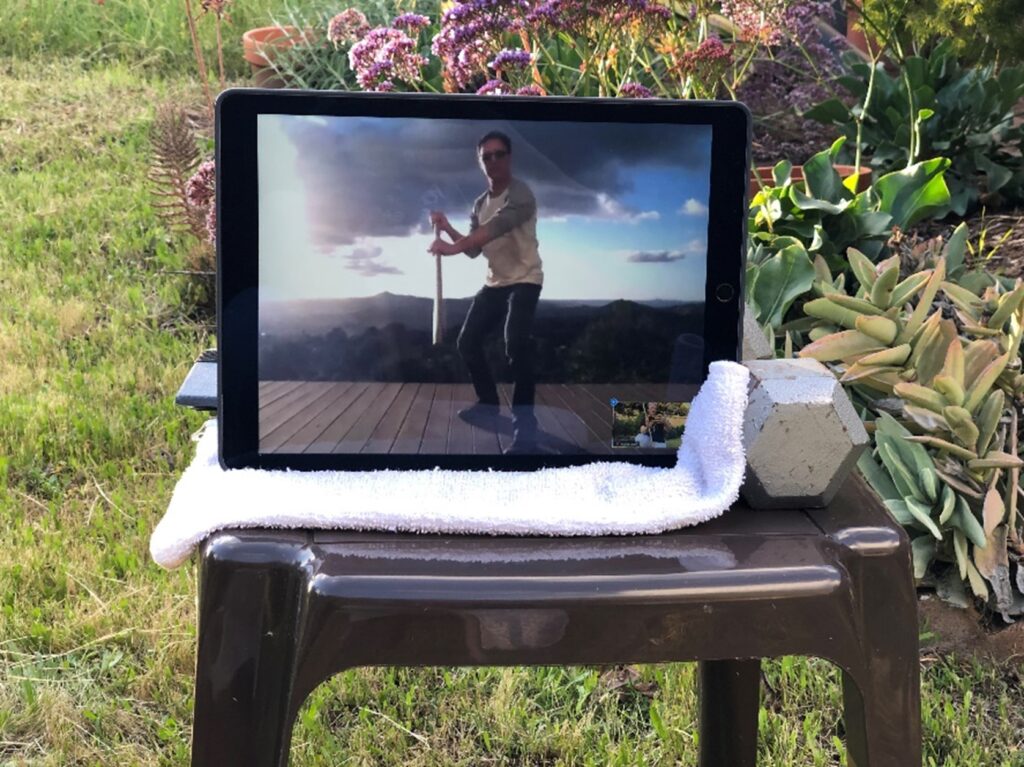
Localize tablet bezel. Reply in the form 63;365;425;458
216;88;750;471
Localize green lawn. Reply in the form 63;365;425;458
1;50;1024;767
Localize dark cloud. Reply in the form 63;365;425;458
340;245;404;276
627;250;691;263
275;115;711;251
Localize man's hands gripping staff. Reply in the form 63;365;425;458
428;210;489;257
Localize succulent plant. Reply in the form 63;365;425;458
795;236;1024;617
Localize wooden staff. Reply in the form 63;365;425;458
433;222;444;345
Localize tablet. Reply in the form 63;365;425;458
216;89;749;471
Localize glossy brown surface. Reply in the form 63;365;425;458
188;473;920;766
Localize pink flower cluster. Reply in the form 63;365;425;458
676;36;732;76
328;8;370;46
618;81;654;98
349;26;427;90
186;160;216;244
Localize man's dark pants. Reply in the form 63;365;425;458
457;283;541;437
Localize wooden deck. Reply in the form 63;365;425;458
258;381;694;455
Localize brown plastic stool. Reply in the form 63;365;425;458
187;472;921;766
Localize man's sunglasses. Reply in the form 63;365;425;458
480;150;509;162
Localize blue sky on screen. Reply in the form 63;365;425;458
258;114;712;303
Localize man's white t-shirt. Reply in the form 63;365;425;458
468;177;543;288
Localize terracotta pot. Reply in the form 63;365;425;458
749;164;873;199
242;25;311;69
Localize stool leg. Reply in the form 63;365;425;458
191;539;309;767
842;659;921;767
698;659;760;767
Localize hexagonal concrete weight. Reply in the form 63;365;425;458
742;304;774;361
742;358;868;509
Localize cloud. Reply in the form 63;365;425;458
340;245;404;276
679;198;708;216
268;115;712;250
624;239;705;263
626;250;690;263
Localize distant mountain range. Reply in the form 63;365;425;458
260;292;700;338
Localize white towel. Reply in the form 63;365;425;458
149;360;750;569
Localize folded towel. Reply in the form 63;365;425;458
150;360;750;569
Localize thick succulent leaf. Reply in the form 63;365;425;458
858;344;912;366
963;353;1011;413
939;484;957;525
902;404;950;430
911;536;935;580
917;323;959;387
905;435;977;461
906;497;942;540
932;374;965;407
827;294;886;315
954;529;969;579
798;330;883;362
942;340;965;387
942;405;979;451
976;389;1005;457
803;297;862;329
986;284;1024;330
965;559;990;600
943;222;969;277
878;440;927;504
855;315;898;344
889;273;931;308
870;264;900;309
896;259;946;345
894;382;947;413
884;499;916;526
952;496;987;548
968;452;1024;470
963;340;1001;385
858;448;901;501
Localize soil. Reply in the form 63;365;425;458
919;595;1024;664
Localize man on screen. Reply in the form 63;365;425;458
428;130;543;454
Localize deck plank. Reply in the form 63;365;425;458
419;383;454;454
391;383;435;454
361;383;419;454
263;382;357;453
259;382;336;442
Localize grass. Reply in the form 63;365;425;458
1;33;1023;767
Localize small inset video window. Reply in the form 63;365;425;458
611;400;690;449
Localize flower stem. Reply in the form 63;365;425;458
182;0;213;120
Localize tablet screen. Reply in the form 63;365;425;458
254;113;714;458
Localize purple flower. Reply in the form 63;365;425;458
477;78;511;94
489;48;533;71
618;81;653;98
328;8;370;45
515;84;544;95
431;0;534;91
186;160;215;209
528;0;670;35
349;26;427;89
392;12;431;32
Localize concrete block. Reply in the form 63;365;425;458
742;358;868;509
742;305;774;361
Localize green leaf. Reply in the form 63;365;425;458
772;160;793;188
802;142;846;203
906;497;943;540
952;497;986;549
911;536;935;579
884;499;916;526
874;157;952;229
803;97;850;125
953;529;969;579
858;448;901;501
751;244;816;329
791;186;848;215
943;222;969;277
